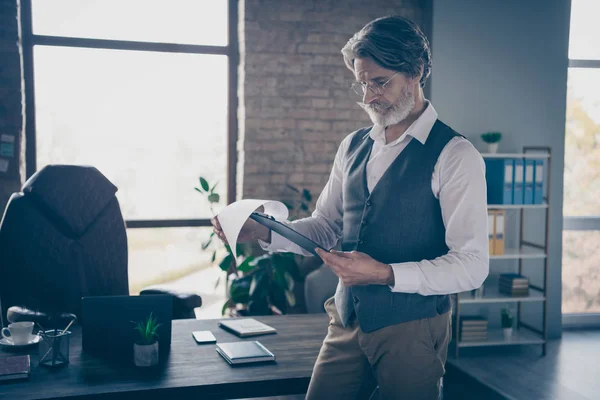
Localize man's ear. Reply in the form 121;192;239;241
412;64;424;86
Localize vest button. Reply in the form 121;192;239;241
366;201;372;207
361;220;367;226
353;296;359;304
358;240;365;245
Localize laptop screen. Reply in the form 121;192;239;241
81;295;173;363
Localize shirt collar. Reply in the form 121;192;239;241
368;100;439;146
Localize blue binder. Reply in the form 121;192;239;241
484;158;514;204
533;159;545;204
513;159;524;204
524;159;535;204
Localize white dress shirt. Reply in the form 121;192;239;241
260;101;489;295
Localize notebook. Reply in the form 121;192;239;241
218;318;277;338
216;341;275;365
0;355;30;382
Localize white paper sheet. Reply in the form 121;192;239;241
217;199;289;262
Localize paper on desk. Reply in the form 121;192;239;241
218;199;289;262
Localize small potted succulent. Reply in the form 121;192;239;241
132;312;161;367
501;308;514;340
481;132;502;153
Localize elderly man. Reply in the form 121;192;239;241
213;15;489;399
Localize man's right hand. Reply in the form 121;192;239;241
211;207;271;245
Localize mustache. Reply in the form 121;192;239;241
357;101;394;113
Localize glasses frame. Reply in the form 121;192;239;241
351;72;399;98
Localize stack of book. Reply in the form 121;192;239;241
460;316;488;342
499;273;529;296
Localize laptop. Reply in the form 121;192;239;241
81;295;173;362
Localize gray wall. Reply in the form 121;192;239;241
431;0;571;338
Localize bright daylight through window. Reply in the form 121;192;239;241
562;0;600;315
29;1;231;299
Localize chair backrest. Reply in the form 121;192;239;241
0;165;129;321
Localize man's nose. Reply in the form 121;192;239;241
363;87;378;104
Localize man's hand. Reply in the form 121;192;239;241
211;206;271;245
315;249;395;287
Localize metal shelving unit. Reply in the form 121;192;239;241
453;147;551;358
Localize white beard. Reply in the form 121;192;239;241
358;86;415;127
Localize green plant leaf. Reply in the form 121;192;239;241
302;188;312;202
285;290;296;307
249;275;258;297
284;272;295;291
237;256;257;273
219;253;233;271
282;201;293;210
201;237;213;250
199;177;210;191
194;187;203;194
210;182;218;192
301;203;309;211
230;275;252;303
211;251;217;263
221;299;232;316
208;193;220;203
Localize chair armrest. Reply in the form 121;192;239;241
139;287;202;320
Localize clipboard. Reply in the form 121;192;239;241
249;212;328;258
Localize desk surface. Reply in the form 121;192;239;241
0;314;329;400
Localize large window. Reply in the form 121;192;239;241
22;1;238;294
562;0;600;326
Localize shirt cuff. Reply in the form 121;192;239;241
389;262;420;293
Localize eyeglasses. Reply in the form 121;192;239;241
350;72;398;99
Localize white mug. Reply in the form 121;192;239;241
1;321;34;345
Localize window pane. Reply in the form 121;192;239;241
563;68;600;217
127;227;224;295
31;0;228;46
569;0;600;60
34;46;228;220
562;230;600;314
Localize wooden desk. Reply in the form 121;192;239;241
0;314;328;399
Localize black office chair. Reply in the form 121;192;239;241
0;165;201;327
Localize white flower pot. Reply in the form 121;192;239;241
134;342;159;367
503;327;513;340
487;143;499;153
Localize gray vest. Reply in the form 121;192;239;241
334;120;459;333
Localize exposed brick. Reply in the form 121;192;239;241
0;0;24;214
237;0;425;202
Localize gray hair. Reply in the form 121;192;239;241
341;16;431;88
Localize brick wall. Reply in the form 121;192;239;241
0;0;429;214
0;0;25;213
239;0;429;204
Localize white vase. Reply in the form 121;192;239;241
503;327;513;340
134;342;159;367
487;143;499;153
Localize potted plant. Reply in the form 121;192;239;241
501;308;514;340
132;312;161;367
481;132;502;153
196;177;312;316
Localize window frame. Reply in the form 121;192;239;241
20;0;239;229
562;56;600;329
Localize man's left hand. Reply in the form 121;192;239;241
315;248;395;287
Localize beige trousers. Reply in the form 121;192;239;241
305;297;452;400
